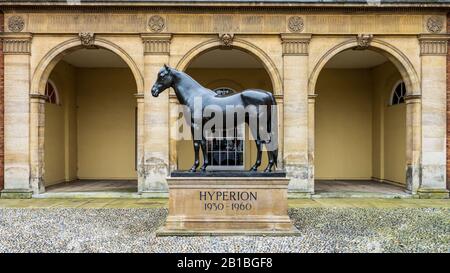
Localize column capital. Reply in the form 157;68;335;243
29;93;47;102
308;94;318;103
0;32;32;55
405;94;421;104
141;33;172;55
280;33;312;56
418;34;450;56
134;93;144;100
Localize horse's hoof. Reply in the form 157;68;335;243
264;168;272;173
189;168;197;172
249;167;258;172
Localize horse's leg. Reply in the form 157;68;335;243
250;140;262;171
190;140;201;172
264;147;275;172
200;137;209;172
189;121;201;172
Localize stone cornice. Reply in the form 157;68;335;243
418;34;450;56
280;33;312;56
141;33;172;55
0;32;32;55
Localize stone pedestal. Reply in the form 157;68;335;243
157;174;299;236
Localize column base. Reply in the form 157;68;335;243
0;189;33;199
417;188;449;199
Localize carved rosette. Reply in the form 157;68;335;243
148;15;165;33
287;16;304;33
426;16;444;33
8;16;25;32
219;33;234;47
79;32;95;47
355;34;373;50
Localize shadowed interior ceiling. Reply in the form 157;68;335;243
324;49;388;69
62;48;128;68
62;47;388;70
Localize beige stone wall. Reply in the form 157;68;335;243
315;68;374;180
372;62;406;185
76;68;137;180
315;63;406;183
44;61;77;186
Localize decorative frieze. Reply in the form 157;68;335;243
418;34;449;56
141;33;172;55
78;32;95;47
1;33;32;54
7;15;25;32
281;33;311;56
355;34;373;50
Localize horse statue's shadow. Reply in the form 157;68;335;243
151;65;278;172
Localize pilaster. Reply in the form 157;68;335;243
140;33;172;195
281;33;312;195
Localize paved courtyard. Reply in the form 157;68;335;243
0;199;448;253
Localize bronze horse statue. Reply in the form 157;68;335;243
151;65;278;172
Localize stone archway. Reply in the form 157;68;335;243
308;38;421;194
169;38;283;172
29;37;144;193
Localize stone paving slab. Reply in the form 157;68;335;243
0;198;449;208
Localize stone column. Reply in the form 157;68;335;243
417;34;449;198
274;94;284;169
0;33;33;198
281;33;312;196
307;94;317;194
405;94;421;194
135;93;145;191
140;34;172;196
29;94;46;194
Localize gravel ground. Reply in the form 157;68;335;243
0;208;448;253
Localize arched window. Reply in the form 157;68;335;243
205;87;244;170
45;80;59;105
391;81;406;105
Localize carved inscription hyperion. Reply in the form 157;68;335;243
288;16;304;33
426;16;444;33
148;15;165;32
8;16;25;32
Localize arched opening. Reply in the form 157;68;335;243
43;47;138;193
177;47;274;171
314;48;409;195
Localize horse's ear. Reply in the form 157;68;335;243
163;64;170;72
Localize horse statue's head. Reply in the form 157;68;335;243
151;64;175;97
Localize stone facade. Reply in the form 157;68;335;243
0;10;3;191
0;1;449;198
447;12;450;191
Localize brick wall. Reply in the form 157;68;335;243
447;13;450;190
0;11;4;191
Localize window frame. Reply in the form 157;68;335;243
206;87;246;171
45;79;61;105
390;80;406;106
